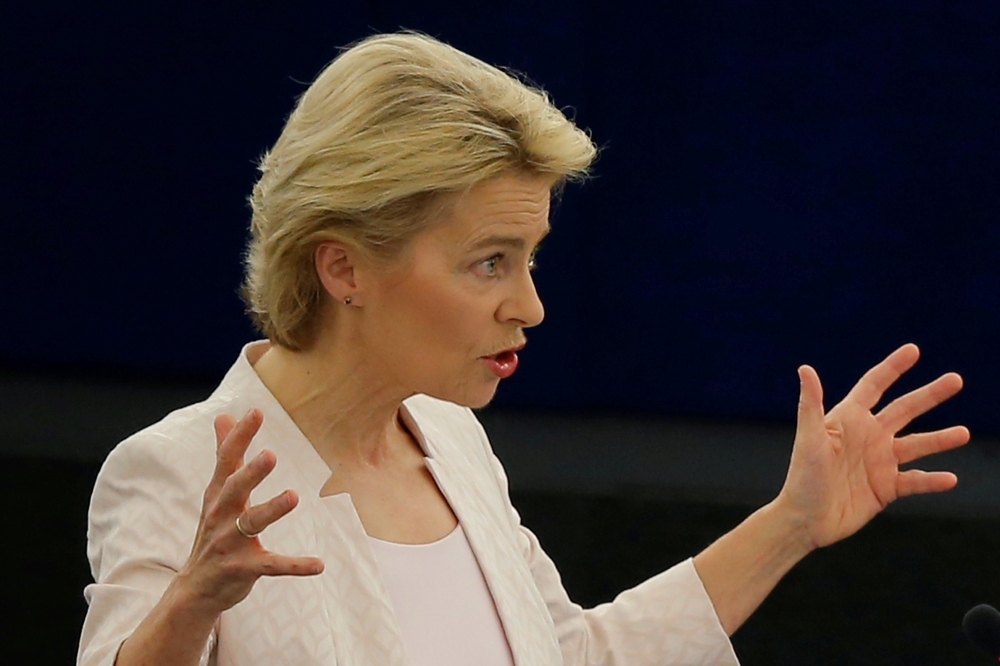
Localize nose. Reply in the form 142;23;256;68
497;272;545;328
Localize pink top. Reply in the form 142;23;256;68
369;524;515;666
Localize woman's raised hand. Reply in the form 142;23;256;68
112;409;325;666
778;343;970;551
176;408;324;615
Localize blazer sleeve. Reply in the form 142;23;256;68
78;432;217;666
469;414;740;666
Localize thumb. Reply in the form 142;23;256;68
796;365;825;434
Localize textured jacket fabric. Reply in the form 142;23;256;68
78;342;740;666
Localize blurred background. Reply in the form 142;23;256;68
3;1;999;663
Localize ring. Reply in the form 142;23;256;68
235;514;259;538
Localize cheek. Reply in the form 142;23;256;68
373;276;504;406
382;275;491;362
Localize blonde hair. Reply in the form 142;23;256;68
243;32;597;350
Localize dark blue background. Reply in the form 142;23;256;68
4;1;998;432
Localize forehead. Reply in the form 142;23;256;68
433;173;555;245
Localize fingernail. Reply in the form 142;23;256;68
245;408;255;420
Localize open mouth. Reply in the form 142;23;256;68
493;350;517;364
481;345;523;379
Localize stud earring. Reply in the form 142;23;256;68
344;297;352;305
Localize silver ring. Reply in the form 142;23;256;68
235;514;259;538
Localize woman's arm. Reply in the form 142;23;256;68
694;346;968;634
472;412;740;666
112;579;220;666
692;499;813;635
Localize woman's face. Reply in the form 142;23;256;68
359;172;553;408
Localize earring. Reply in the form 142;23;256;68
344;297;352;305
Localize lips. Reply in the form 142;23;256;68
481;344;524;379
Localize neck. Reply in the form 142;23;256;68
251;333;415;469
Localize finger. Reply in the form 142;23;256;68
894;426;970;465
218;449;277;512
213;409;263;485
205;414;240;498
214;414;237;449
876;373;964;432
257;554;325;578
844;344;920;411
796;365;825;433
241;489;300;537
896;469;958;497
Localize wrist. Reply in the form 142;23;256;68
114;571;221;666
692;495;819;635
762;495;818;560
163;572;225;629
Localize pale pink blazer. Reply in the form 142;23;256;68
78;342;740;666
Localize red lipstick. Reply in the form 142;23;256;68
481;344;524;379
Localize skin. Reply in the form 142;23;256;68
113;172;969;664
693;346;967;633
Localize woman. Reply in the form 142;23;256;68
78;32;969;666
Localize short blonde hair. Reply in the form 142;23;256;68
243;32;597;350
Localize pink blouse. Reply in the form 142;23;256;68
369;525;515;666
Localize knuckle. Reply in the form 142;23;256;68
220;560;244;580
207;535;230;558
220;553;255;579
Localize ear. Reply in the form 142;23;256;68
315;241;363;305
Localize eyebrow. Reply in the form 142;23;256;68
467;226;551;252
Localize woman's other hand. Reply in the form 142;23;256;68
777;343;969;551
174;408;325;615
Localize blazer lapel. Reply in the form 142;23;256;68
416;422;563;666
244;407;409;666
310;494;409;666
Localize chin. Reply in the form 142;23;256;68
421;381;499;410
464;392;497;410
447;389;498;410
